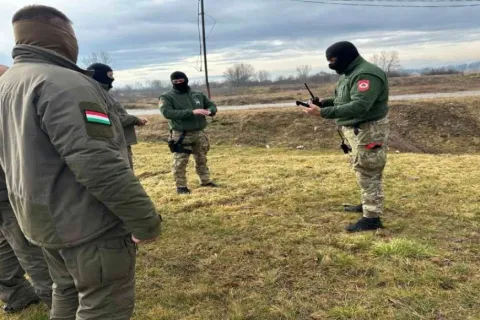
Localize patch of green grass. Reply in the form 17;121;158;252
328;304;369;320
372;239;434;259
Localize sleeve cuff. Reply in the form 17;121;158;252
132;215;162;240
320;107;332;118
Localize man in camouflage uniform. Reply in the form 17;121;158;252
159;71;218;194
88;63;148;169
0;65;53;314
0;5;161;319
304;41;389;232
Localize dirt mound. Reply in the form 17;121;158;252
389;100;480;153
138;98;480;154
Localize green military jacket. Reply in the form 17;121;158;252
159;89;217;132
0;45;161;249
321;56;389;126
108;92;140;146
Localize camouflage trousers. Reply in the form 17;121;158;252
172;130;211;187
342;117;390;218
0;203;53;309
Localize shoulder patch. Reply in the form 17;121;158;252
85;110;111;126
79;101;114;138
358;80;370;92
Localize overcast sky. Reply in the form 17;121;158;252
0;0;479;86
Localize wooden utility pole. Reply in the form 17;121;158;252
200;0;211;98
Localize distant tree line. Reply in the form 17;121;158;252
96;49;472;101
222;63;338;87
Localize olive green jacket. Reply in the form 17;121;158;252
321;56;389;126
159;89;217;132
0;45;161;249
109;93;140;146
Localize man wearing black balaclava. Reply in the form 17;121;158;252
89;63;114;90
303;41;390;232
88;63;147;168
159;71;218;194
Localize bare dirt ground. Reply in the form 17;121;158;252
137;97;480;154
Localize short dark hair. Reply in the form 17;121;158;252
12;5;72;25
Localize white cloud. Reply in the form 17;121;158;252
0;0;479;85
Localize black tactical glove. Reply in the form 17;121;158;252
309;97;323;107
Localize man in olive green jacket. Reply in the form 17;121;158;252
88;63;148;168
0;65;53;314
304;41;389;232
0;5;161;319
159;71;218;194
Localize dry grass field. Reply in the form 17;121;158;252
6;97;480;320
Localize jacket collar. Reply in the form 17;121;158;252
12;44;93;77
344;56;364;75
172;86;191;94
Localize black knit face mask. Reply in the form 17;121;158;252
88;63;114;90
170;71;189;93
326;41;360;74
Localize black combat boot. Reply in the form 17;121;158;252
3;298;40;314
201;182;218;188
346;217;384;232
177;187;191;194
343;204;363;213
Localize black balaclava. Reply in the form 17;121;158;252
326;41;360;75
88;63;114;90
170;71;190;93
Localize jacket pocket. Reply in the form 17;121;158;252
355;147;387;173
202;132;210;152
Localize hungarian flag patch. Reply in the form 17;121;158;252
85;110;111;126
358;80;370;92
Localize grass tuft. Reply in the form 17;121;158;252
372;238;434;259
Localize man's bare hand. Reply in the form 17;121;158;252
193;109;210;116
137;118;148;126
303;103;322;116
132;235;157;245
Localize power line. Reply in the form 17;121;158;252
200;0;212;99
320;0;480;2
205;14;217;40
194;0;203;72
289;0;480;7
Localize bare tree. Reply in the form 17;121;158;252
371;51;401;73
224;63;256;87
296;65;312;82
149;80;166;90
371;54;380;67
256;70;271;84
82;52;113;68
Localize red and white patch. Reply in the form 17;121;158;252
358;80;370;92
